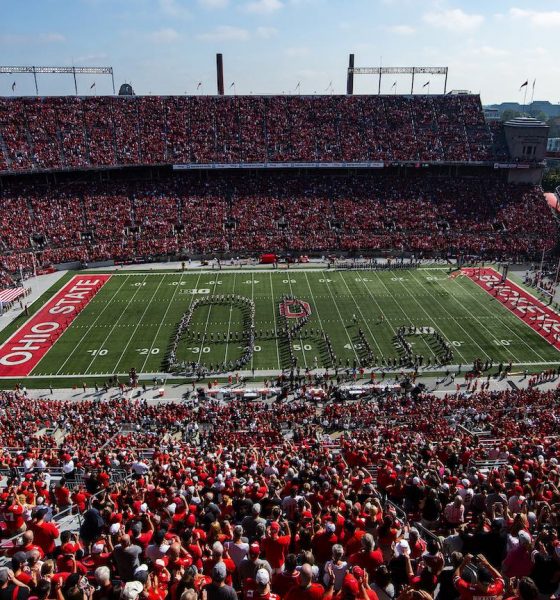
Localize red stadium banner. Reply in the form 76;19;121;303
0;275;111;377
462;267;560;350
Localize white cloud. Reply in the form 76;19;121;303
159;0;191;19
147;28;180;43
244;0;284;14
510;8;560;27
198;0;229;8
197;25;250;41
0;32;66;44
387;24;415;35
256;26;278;38
423;9;484;31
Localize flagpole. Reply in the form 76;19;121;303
530;79;536;105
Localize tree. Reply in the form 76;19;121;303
501;109;522;122
542;168;560;192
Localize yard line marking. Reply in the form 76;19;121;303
250;273;255;372
338;271;383;357
455;275;547;362
303;271;332;366
270;272;281;370
286;274;308;368
368;270;437;359
198;278;220;366
223;273;237;366
140;272;202;373
54;276;131;376
405;270;484;362
322;272;360;364
368;272;412;327
83;275;149;373
113;275;167;373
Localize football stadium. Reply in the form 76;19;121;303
1;2;560;598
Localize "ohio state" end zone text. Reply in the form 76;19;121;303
0;275;111;377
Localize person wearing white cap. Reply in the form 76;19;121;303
121;581;144;600
244;568;279;600
502;530;533;579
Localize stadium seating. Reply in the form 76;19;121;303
0;173;554;273
2;381;560;598
0;95;504;172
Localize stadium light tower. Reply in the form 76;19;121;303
0;65;115;95
346;55;448;94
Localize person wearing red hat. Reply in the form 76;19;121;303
56;541;88;575
262;521;291;574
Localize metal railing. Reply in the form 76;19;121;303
0;471;133;559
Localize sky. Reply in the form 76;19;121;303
0;0;559;104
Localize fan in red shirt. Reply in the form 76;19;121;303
285;564;325;600
348;534;383;580
246;568;281;600
312;523;338;565
5;494;26;535
272;554;300;597
454;555;505;600
262;521;291;572
29;508;60;555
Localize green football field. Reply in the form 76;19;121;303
17;268;560;378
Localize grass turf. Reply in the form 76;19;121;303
11;268;560;379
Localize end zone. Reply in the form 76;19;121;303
463;267;560;351
0;275;111;377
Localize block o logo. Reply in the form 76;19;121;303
279;300;312;319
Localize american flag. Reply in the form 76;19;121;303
0;287;24;303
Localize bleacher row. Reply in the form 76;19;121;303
0;94;508;172
0;174;554;273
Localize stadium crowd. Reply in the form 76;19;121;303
0;95;503;172
2;381;560;600
0;174;554;275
